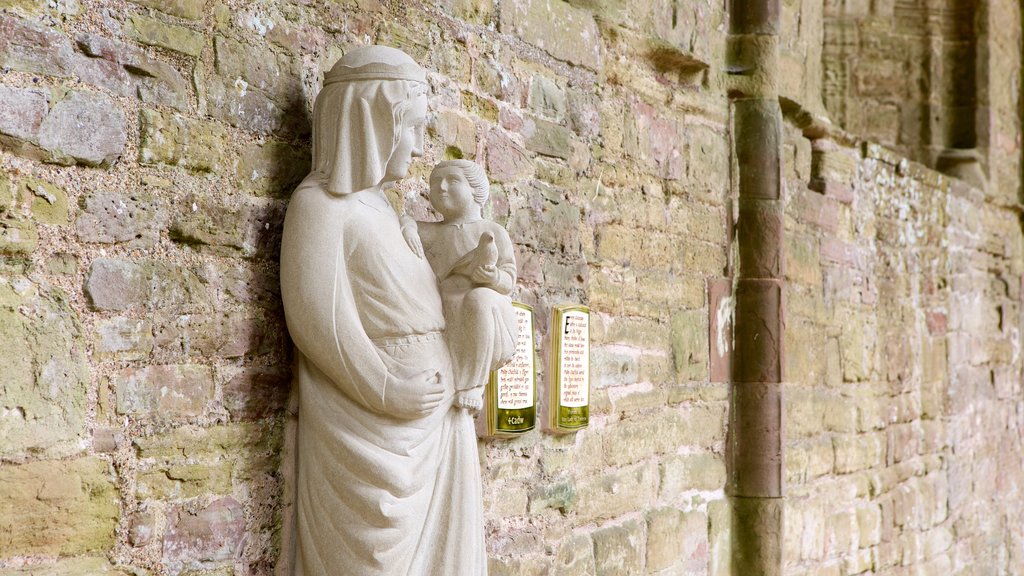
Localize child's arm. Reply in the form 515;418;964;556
399;213;424;258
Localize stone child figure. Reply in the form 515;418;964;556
279;46;486;575
401;160;518;412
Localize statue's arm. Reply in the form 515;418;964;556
492;225;517;295
280;200;390;413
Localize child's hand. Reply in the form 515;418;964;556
401;223;424;258
471;264;499;287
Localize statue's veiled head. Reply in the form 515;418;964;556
312;45;428;196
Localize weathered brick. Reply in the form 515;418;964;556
0;457;118;556
499;0;601;70
593;519;644;575
114;364;214;419
163;497;246;574
36;90;127;167
127;14;205;57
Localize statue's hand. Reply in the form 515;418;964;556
388;369;445;418
402;225;424;258
471;264;499;287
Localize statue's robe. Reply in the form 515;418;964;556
280;175;486;576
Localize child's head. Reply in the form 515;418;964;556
428;160;489;219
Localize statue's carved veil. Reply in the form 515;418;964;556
312;45;428;196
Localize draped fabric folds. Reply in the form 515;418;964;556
281;176;487;575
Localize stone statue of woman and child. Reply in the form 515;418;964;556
279;45;517;575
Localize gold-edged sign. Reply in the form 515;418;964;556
548;304;590;432
482;302;536;437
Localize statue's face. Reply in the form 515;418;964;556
429;166;475;218
384;93;428;182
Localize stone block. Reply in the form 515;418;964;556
114;364;214;419
593;519;644;575
429;110;478;160
128;0;208;20
127;14;205;57
38;90;127;167
139;109;230;173
222;367;290;422
93;316;154;360
0;217;38;254
626;99;685;180
163;497;246;575
0;556;132;575
833;432;885;474
136;462;233;500
529;75;567;121
499;0;601;70
646;507;708;573
0;457;118;556
84;258;211;312
133;422;282;462
169;196;284;258
236;140;311;196
0;283;89;460
671;308;709;382
604;406;725;466
0;86;48;144
0;16;76;78
576;462;659;523
708;499;730;576
660;452;727;494
153;312;270;359
20;178;68;225
552;532;595;576
485;129;534;182
524;116;573;159
73;32;189;110
76;189;166;245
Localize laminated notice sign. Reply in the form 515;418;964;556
548;304;590;432
482;302;536;437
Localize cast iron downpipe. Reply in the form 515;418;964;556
726;1;785;575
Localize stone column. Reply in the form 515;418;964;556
726;1;785;574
